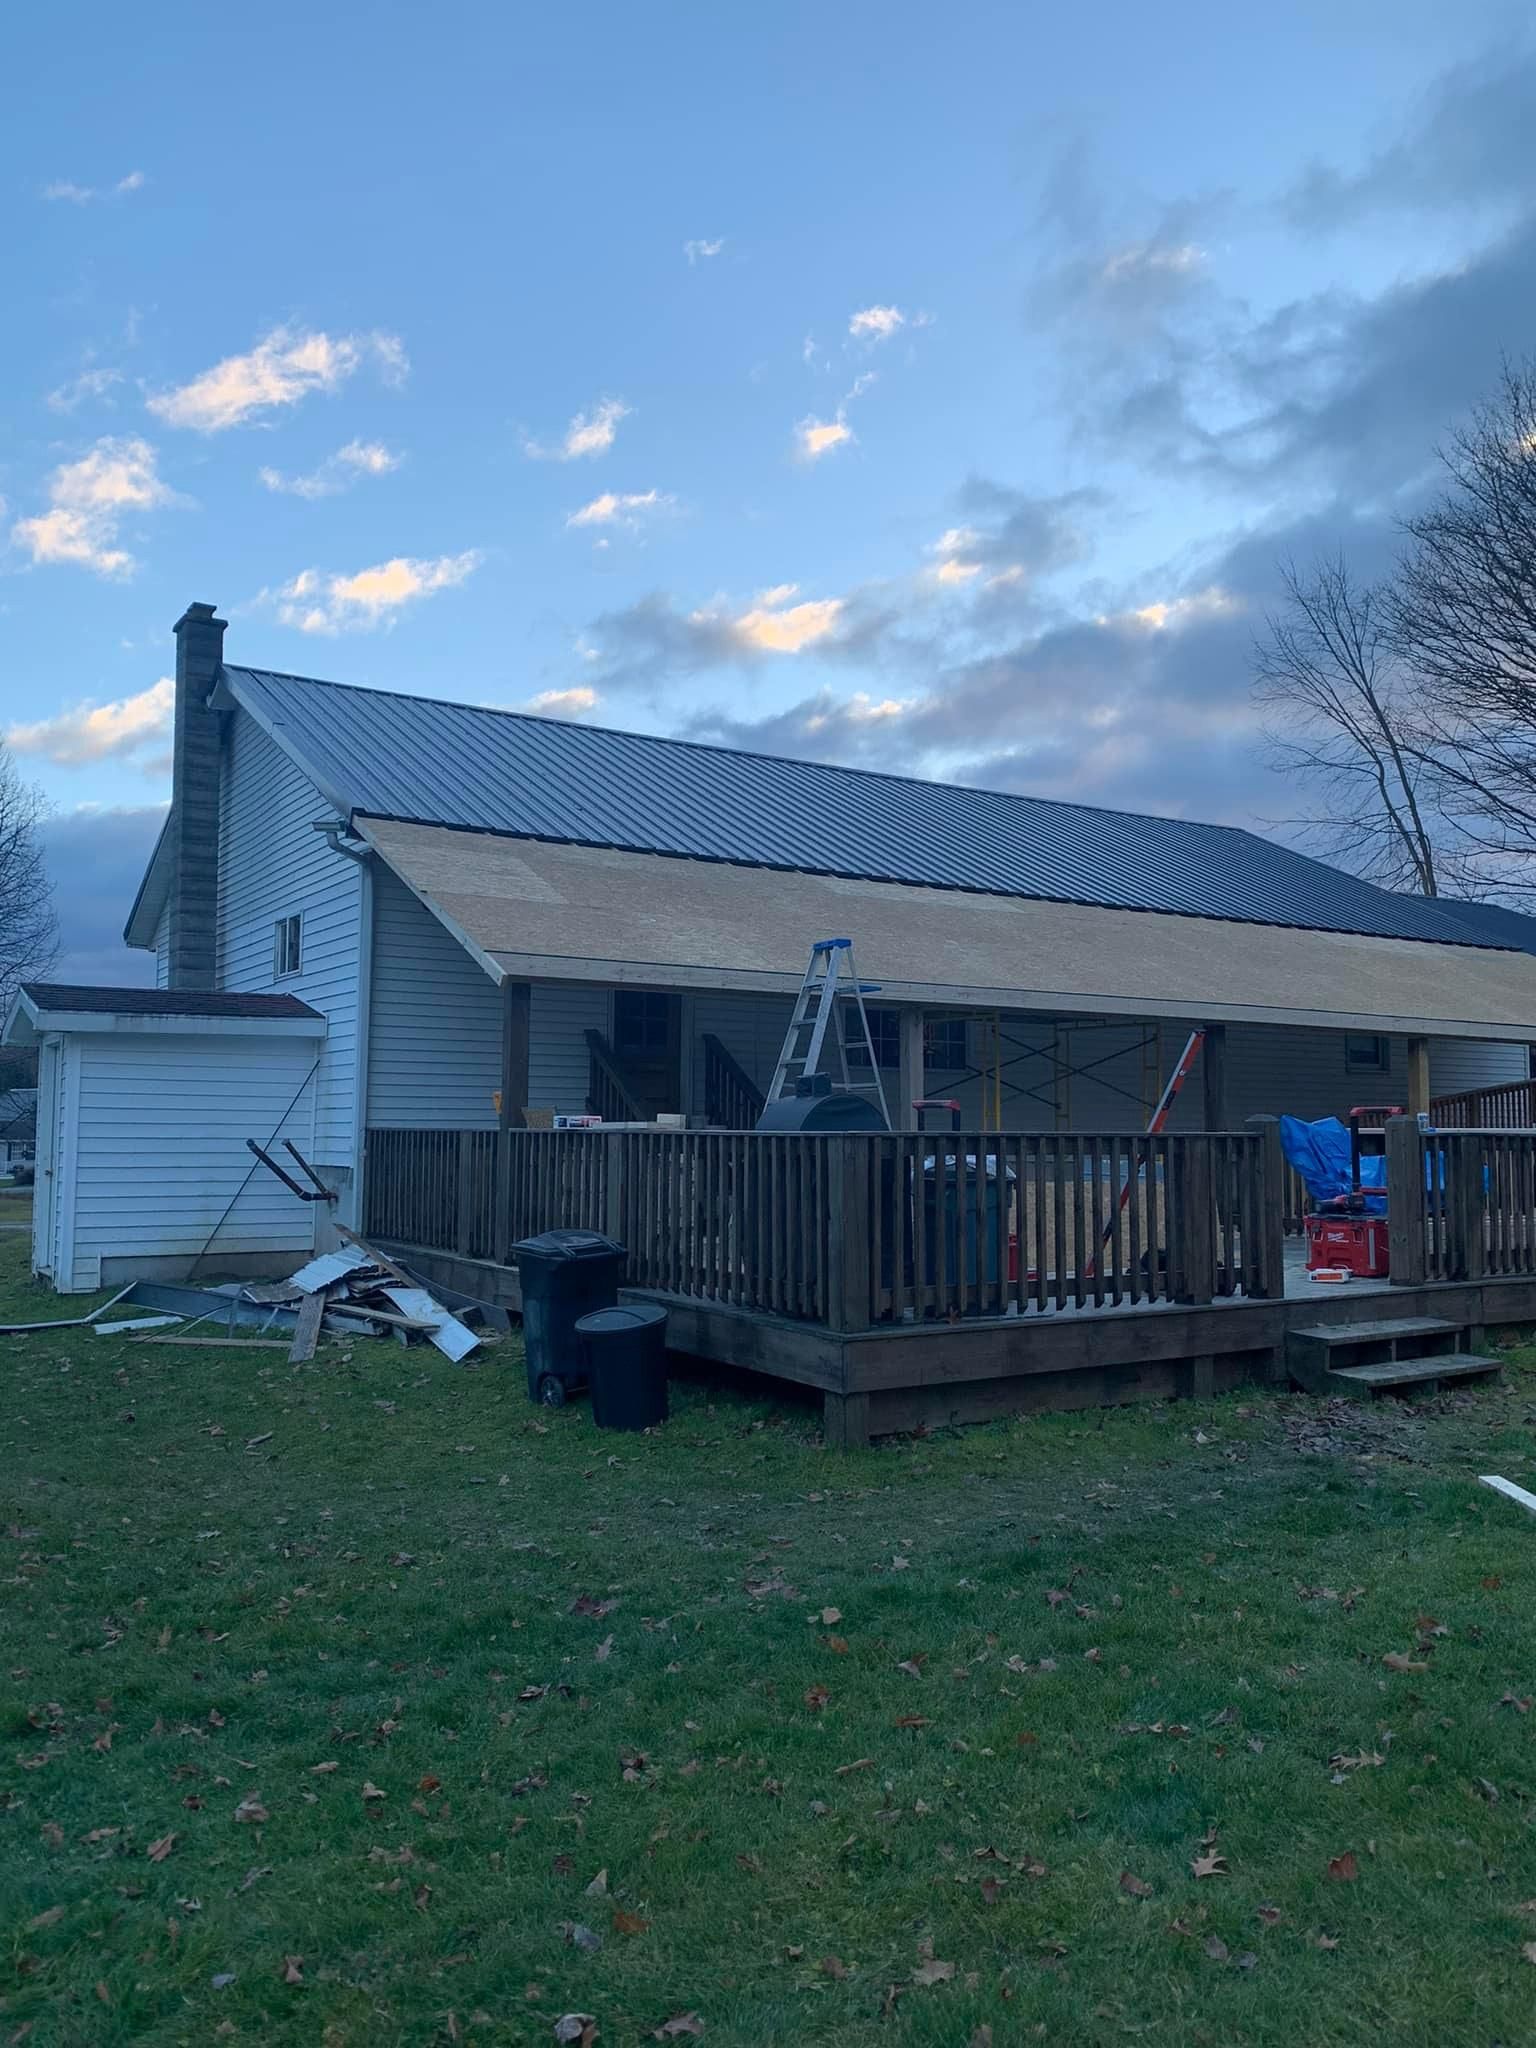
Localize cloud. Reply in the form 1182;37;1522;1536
11;436;176;579
46;366;124;414
727;586;846;652
258;440;401;499
565;488;673;531
147;327;408;433
795;412;853;461
849;304;905;341
524;398;629;462
42;805;166;988
6;678;174;769
1285;48;1536;229
270;551;482;634
684;237;725;264
582;579;862;690
522;686;600;718
41;172;144;205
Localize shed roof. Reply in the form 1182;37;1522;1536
221;664;1494;947
3;984;327;1048
360;817;1536;1042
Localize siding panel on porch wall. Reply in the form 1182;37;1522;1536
216;709;361;1165
367;863;501;1128
528;983;611;1116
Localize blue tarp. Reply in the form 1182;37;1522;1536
1279;1115;1387;1214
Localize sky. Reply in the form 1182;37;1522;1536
4;1;1536;983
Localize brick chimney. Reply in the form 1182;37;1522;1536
164;602;227;990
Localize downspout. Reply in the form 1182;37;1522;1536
314;821;374;1231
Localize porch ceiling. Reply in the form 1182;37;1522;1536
357;818;1536;1043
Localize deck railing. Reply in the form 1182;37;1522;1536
1428;1077;1536;1128
365;1121;1286;1328
1387;1119;1536;1283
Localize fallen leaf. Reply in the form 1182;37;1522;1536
1191;1851;1228;1879
554;2017;596;2045
232;1794;268;1824
1382;1653;1428;1675
561;1921;602;1953
281;1956;303;1985
818;1956;848;1979
361;1782;386;1802
822;1635;850;1655
570;1594;617;1618
94;1983;110;2006
1257;1905;1282;1927
595;1636;614;1662
911;1958;955;1986
1204;1935;1229;1961
891;1555;910;1571
820;1607;842;1625
804;1685;830;1712
612;1910;649;1936
1523;1942;1536;1965
309;1761;338;1775
146;1833;177;1862
970;2029;993;2048
414;1883;432;1911
1327;1852;1359;1883
26;1906;63;1931
835;1757;876;1775
211;1972;236;1989
652;2016;704;2039
1317;1934;1340;1950
585;1869;609;1896
81;1826;118;1844
417;1774;442;1795
979;1876;1005;1905
1119;1870;1153;1898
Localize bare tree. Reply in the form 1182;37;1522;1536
1391;359;1536;896
1252;554;1441;894
0;748;57;1014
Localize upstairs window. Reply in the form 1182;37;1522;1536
1344;1032;1388;1074
614;990;672;1056
845;1006;900;1070
273;914;303;980
924;1017;969;1070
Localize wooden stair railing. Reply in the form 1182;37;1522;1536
702;1032;765;1128
585;1029;646;1122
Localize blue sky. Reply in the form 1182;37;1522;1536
4;2;1535;978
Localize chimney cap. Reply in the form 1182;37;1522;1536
173;601;226;632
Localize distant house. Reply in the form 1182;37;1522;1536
0;1088;36;1171
10;598;1536;1290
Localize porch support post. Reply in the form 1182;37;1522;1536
1406;1035;1431;1117
495;979;531;1265
898;1008;925;1129
1245;1115;1287;1298
1386;1113;1427;1285
1202;1021;1228;1132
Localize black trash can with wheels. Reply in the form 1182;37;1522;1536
512;1230;627;1406
576;1302;670;1430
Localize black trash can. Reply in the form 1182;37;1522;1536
512;1230;627;1406
576;1302;670;1431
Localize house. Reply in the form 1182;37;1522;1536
12;598;1536;1293
0;1088;36;1172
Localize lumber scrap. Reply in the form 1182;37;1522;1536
287;1290;325;1364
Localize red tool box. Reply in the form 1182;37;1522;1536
1303;1104;1402;1280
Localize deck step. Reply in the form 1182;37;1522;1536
1329;1352;1502;1394
1289;1317;1461;1349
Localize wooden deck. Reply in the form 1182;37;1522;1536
367;1119;1536;1444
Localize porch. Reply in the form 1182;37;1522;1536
362;1118;1536;1443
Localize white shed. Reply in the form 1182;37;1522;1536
4;984;328;1293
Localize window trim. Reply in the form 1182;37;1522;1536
272;913;303;981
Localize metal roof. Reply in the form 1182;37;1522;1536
226;665;1501;947
1401;895;1536;955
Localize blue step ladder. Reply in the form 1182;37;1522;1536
764;938;891;1126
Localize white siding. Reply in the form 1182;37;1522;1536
367;865;501;1127
57;1031;317;1292
216;710;362;1164
529;983;612;1115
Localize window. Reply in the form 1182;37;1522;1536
1345;1032;1388;1074
272;913;302;979
924;1017;969;1070
614;990;672;1056
845;1006;900;1070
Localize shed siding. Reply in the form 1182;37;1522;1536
367;865;501;1128
153;906;169;989
216;709;362;1164
1428;1037;1530;1096
61;1032;317;1291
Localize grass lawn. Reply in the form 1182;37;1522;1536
0;1187;33;1229
5;1234;1536;2047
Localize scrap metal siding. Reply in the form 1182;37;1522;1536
216;708;361;1165
225;666;1489;947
